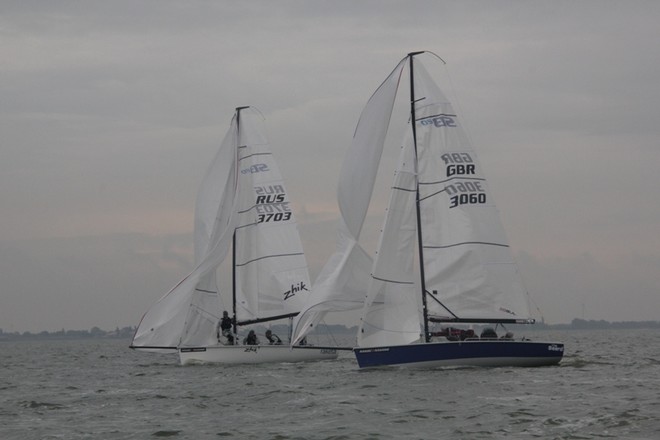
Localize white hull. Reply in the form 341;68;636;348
178;344;338;365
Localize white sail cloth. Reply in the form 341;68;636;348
133;108;311;350
232;112;311;323
132;115;241;350
290;52;532;349
411;59;530;322
357;56;533;347
291;59;408;345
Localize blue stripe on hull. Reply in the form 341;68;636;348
353;341;564;369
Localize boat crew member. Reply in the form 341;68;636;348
243;330;259;345
265;330;282;345
217;310;235;345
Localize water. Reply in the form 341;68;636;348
1;329;659;439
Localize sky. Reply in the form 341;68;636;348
1;1;659;333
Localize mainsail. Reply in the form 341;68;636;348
132;107;311;351
411;60;530;323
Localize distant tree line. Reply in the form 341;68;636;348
538;318;660;330
1;319;658;341
0;326;136;341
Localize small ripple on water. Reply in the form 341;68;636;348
151;430;181;437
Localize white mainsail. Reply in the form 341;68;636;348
232;111;311;324
132;107;311;351
411;59;531;323
291;59;407;345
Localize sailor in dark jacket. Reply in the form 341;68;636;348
217;311;235;345
243;330;259;345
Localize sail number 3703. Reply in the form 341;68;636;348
257;212;292;223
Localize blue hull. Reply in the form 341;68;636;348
353;340;564;369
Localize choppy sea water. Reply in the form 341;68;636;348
1;329;659;439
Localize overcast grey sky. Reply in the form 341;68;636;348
2;1;659;332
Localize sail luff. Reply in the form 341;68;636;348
231;107;243;336
408;52;431;343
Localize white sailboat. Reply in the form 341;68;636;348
131;106;337;365
293;52;563;368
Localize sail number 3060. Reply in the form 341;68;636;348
446;181;487;208
448;192;486;208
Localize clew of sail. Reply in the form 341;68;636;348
291;59;407;345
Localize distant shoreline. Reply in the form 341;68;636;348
2;319;660;342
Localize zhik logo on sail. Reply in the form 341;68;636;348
284;281;309;300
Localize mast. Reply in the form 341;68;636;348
408;51;431;343
232;106;249;336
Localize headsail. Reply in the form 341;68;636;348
291;58;407;345
132;114;241;350
357;128;421;347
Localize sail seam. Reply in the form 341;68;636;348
235;252;304;267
